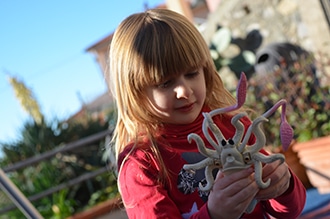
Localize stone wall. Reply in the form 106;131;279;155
202;0;330;87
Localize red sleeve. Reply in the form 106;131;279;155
261;169;306;218
118;148;211;219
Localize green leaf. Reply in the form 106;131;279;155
211;27;231;53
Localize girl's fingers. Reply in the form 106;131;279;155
256;164;292;200
212;168;259;199
214;167;254;190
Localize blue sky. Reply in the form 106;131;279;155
0;0;164;143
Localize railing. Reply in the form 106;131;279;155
0;129;113;217
0;168;43;219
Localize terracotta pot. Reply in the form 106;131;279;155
281;145;313;189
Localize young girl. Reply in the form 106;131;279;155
108;8;306;219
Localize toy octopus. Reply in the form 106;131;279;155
183;72;294;213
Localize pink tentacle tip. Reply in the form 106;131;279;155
280;121;294;151
236;72;247;108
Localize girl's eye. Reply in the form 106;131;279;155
155;70;199;88
157;79;172;89
185;71;199;78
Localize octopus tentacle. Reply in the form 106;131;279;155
209;73;247;117
253;152;285;165
231;113;247;147
253;160;271;189
262;99;293;150
246;199;258;214
183;158;215;174
188;133;218;159
199;163;220;192
252;152;285;188
202;113;224;154
239;116;268;153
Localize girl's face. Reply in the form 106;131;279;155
145;68;206;125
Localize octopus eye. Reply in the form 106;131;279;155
228;139;234;145
221;139;227;146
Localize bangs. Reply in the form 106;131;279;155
130;13;208;90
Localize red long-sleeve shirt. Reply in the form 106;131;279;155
118;108;306;218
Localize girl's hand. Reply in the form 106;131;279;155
255;160;291;200
207;168;259;219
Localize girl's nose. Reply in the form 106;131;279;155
174;81;193;99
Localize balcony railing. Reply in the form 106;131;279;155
0;129;112;218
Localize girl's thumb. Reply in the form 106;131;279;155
215;170;224;180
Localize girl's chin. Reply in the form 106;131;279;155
169;115;200;125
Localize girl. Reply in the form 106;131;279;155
108;8;306;219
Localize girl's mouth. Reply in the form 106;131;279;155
176;103;194;112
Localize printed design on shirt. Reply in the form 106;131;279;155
177;169;209;198
177;152;215;199
181;202;199;219
177;168;198;194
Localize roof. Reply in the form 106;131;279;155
85;34;114;53
85;3;167;53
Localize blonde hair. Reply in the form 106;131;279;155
108;9;236;185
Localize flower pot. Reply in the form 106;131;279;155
281;144;313;189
